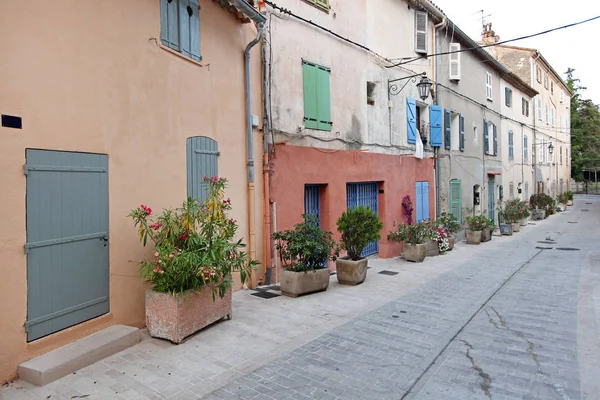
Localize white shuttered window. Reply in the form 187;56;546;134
449;43;461;80
415;11;428;54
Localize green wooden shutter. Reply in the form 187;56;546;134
302;62;318;130
187;136;219;203
493;124;498;155
508;130;514;159
316;66;332;131
449;179;462;223
444;109;451;150
315;0;330;10
484;120;489;155
459;114;465;152
189;0;201;61
160;0;180;50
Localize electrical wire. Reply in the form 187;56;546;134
386;15;600;68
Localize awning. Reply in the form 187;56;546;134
213;0;266;24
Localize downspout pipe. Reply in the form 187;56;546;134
244;22;265;288
433;17;446;219
261;20;272;285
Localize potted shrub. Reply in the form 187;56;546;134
502;199;522;232
129;177;257;344
557;193;569;211
465;215;487;244
423;220;440;257
437;212;461;251
481;216;494;242
335;206;383;285
566;191;574;206
388;222;428;262
529;194;547;220
273;214;340;297
519;201;531;226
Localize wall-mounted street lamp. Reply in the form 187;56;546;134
548;142;554;155
388;72;432;101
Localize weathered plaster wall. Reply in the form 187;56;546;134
0;0;263;382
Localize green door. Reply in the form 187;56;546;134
488;177;495;223
25;150;109;341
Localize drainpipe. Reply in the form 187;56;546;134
433;17;446;218
244;23;265;289
521;124;525;195
261;20;272;285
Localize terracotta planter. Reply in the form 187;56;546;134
531;209;545;220
481;228;491;242
281;268;330;298
426;239;440;256
500;223;513;235
403;243;427;262
512;222;520;232
448;236;456;251
466;230;482;245
335;257;368;286
145;288;232;344
520;218;528;226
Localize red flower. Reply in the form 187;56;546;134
179;234;188;241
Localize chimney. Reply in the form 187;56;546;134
481;23;500;45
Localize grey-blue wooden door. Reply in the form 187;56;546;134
25;150;109;341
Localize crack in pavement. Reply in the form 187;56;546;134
486;307;571;400
484;308;500;329
460;339;493;399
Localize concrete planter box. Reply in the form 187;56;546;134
520;218;528;226
512;222;521;232
466;230;482;245
403;243;427;263
145;288;232;344
531;209;545;220
568;200;574;206
481;228;491;242
500;223;513;235
281;268;330;298
560;203;567;211
426;239;440;257
448;236;456;251
336;257;368;286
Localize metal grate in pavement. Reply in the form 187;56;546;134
379;270;399;276
555;247;580;251
251;291;281;299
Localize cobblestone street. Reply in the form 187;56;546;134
2;196;599;400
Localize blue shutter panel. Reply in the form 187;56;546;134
493;124;498;156
459;114;465;151
179;0;191;57
444;109;451;150
189;0;201;61
508;130;514;159
161;0;180;50
422;182;430;221
483;120;489;155
415;182;423;223
429;105;443;147
407;98;417;144
186;136;219;203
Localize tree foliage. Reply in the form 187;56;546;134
566;68;600;181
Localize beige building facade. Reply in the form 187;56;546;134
0;0;265;383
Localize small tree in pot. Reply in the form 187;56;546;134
481;215;495;242
465;215;487;244
273;214;340;297
336;206;383;285
388;222;428;262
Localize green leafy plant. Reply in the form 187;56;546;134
128;177;258;299
502;199;530;222
465;215;488;231
273;214;340;272
557;193;570;204
336;206;383;261
387;222;428;245
437;212;461;235
529;193;554;211
565;191;574;201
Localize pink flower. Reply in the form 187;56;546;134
153;266;164;274
154;252;159;257
169;254;174;259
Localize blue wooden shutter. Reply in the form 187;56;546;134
508;130;514;159
483;120;489;155
422;182;430;221
449;180;462;223
415;182;423;222
505;87;511;107
179;0;191;58
524;135;528;162
316;66;332;131
444;109;451;150
187;136;219;203
459;114;465;152
493;124;498;156
406;98;417;144
160;0;180;50
302;62;319;130
429;105;443;147
189;0;201;61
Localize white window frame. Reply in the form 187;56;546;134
485;71;492;101
551;108;555;127
545;103;549;124
560;90;565;103
449;43;461;80
537;98;542;120
414;11;428;54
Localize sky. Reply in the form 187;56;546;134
432;0;600;103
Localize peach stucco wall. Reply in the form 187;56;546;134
269;144;435;271
0;0;264;382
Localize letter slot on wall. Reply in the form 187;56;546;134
473;187;480;205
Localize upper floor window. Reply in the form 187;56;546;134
449;43;461;80
485;72;493;101
537;98;542;120
536;66;542;83
544;73;549;90
160;0;201;61
302;60;332;131
524;135;529;163
551;107;555;127
545;103;549;124
560;90;565;103
415;11;428;54
303;0;330;12
505;87;512;107
521;98;530;117
550;81;554;95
